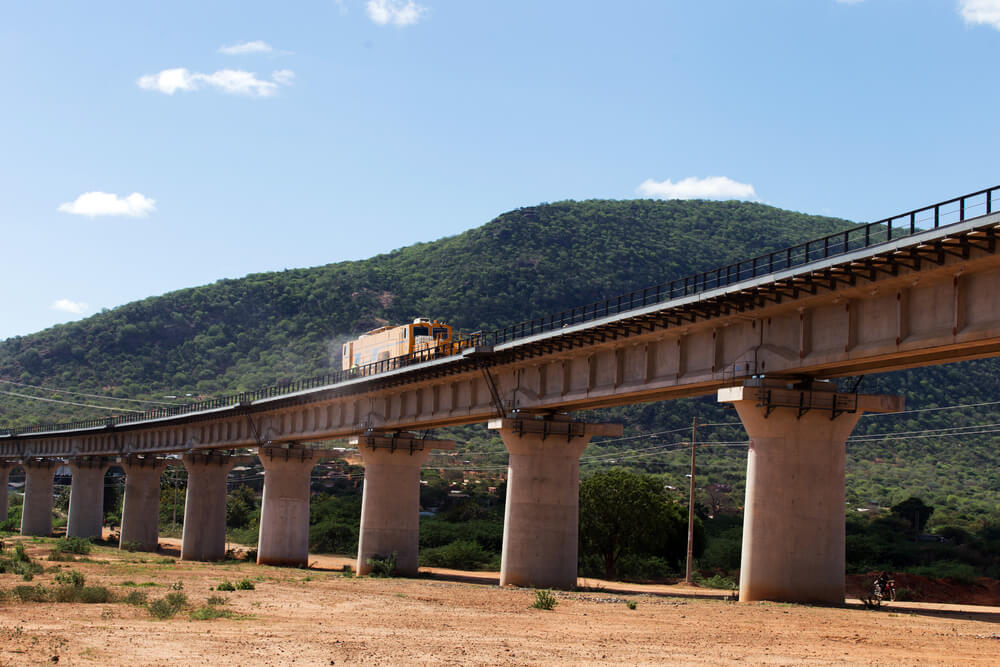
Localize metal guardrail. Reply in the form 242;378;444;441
2;186;997;438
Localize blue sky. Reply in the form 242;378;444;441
2;0;999;340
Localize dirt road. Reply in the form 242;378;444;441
1;537;998;665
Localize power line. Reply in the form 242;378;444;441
0;389;144;413
0;379;180;406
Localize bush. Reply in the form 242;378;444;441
216;580;236;592
54;570;85;588
531;589;557;610
48;550;77;562
123;590;148;606
190;605;234;620
13;584;48;602
206;595;227;606
79;586;112;603
419;540;492;570
235;578;255;591
52;537;92;555
165;591;187;608
148;598;179;619
626;600;637;610
694;573;738;590
366;553;397;578
149;591;187;619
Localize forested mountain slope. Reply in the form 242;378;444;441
0;199;853;425
1;198;998;532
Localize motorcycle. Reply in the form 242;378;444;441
870;576;896;606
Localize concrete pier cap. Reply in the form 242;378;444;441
719;377;902;604
490;413;623;590
352;431;456;576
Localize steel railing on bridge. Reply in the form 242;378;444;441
2;185;997;438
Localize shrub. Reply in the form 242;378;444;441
123;590;148;606
149;591;187;619
366;553;397;578
165;591;187;608
12;543;30;563
531;589;557;610
216;580;236;592
52;537;92;555
13;584;48;602
54;570;85;588
190;606;233;621
47;550;77;562
627;600;637;610
695;573;738;590
79;586;112;604
148;598;179;619
206;595;227;606
235;578;255;591
243;548;258;562
52;585;79;603
419;540;492;570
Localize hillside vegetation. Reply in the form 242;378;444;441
2;199;1000;574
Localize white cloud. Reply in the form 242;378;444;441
58;192;156;218
137;68;197;95
636;176;757;201
367;0;427;26
218;40;274;55
959;0;1000;30
137;68;293;97
51;299;88;315
272;69;295;86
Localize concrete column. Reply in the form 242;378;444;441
0;462;12;521
719;381;902;604
67;458;111;540
490;416;623;590
20;459;58;537
181;452;249;562
120;456;168;551
353;433;455;576
257;444;315;567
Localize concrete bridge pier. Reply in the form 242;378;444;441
120;456;168;551
181;452;252;561
20;459;58;537
67;458;111;540
719;381;902;604
353;432;456;576
257;444;315;567
490;416;623;590
0;461;12;520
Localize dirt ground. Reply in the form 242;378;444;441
1;536;998;666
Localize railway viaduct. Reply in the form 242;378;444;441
2;187;999;604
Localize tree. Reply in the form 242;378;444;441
579;468;695;580
891;496;934;533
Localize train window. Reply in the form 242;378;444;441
413;326;430;337
402;329;407;338
433;327;449;338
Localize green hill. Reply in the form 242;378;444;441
0;199;852;423
2;198;999;543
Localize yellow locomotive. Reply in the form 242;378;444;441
342;318;460;371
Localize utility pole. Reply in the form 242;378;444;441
684;416;698;584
